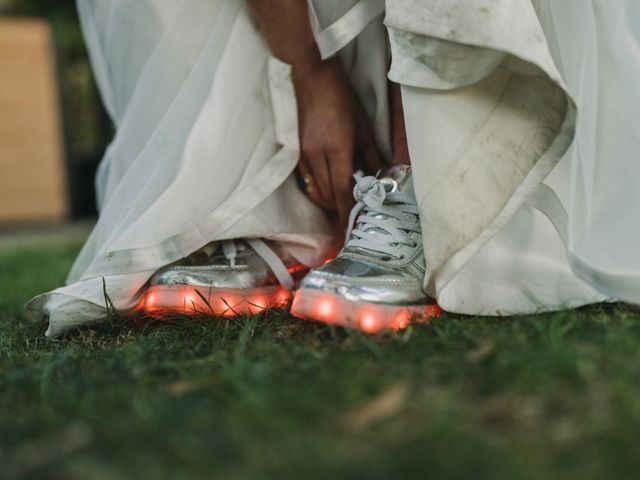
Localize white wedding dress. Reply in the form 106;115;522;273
28;0;640;336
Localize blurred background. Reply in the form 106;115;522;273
0;0;109;229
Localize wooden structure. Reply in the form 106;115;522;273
0;17;68;223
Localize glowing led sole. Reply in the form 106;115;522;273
290;288;442;333
141;284;291;318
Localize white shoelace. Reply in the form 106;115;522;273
221;238;294;290
345;175;421;259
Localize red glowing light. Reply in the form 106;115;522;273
275;289;290;306
360;313;378;333
142;285;315;320
220;295;241;316
317;298;335;318
222;295;238;307
392;311;412;330
183;292;197;309
414;304;443;324
145;292;158;309
250;296;267;310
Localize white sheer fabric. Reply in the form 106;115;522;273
28;0;640;335
388;0;640;314
29;1;340;336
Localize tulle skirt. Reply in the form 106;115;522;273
28;0;640;336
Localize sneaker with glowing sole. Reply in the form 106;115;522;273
142;239;306;318
291;165;441;332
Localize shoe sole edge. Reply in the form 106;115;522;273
291;288;441;333
141;284;291;318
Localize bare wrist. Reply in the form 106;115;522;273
292;57;344;90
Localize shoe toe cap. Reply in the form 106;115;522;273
300;259;428;306
150;266;273;289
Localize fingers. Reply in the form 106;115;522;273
300;140;380;227
298;155;334;210
299;148;353;227
298;107;383;226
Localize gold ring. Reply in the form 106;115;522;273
302;172;315;194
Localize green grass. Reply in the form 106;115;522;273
2;245;640;479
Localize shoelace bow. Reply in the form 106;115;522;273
345;175;421;259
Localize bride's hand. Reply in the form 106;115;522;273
293;59;383;227
246;1;382;226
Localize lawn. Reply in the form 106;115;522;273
1;243;640;479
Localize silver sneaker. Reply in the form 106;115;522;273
143;239;307;317
291;165;440;332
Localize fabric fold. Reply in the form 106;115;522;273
383;0;577;303
309;0;385;59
